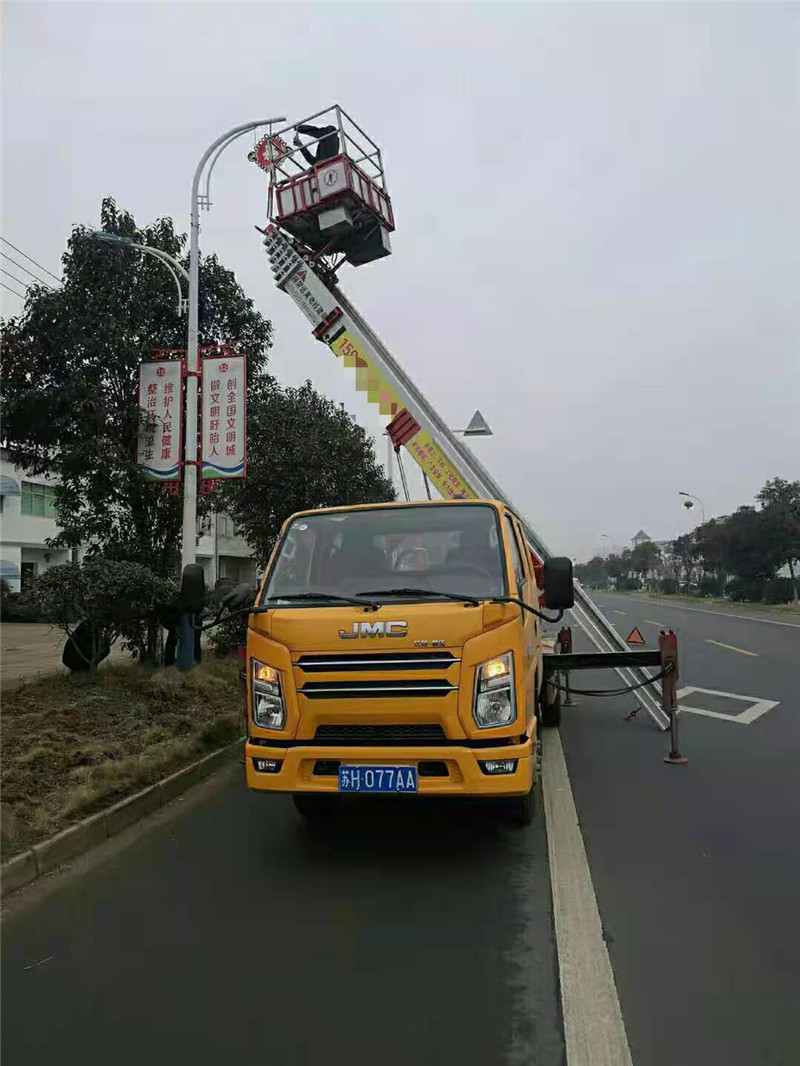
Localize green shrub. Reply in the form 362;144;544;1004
617;577;640;591
207;611;248;656
727;577;763;603
762;577;794;604
660;578;678;595
26;559;178;671
1;580;43;622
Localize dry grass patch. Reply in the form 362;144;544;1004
1;659;243;858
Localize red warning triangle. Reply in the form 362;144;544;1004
626;627;646;645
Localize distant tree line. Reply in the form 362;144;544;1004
575;478;800;605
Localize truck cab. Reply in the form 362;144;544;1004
243;499;572;824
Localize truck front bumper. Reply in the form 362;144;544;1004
245;737;535;798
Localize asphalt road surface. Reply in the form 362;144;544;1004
560;591;800;1066
1;773;564;1066
2;592;798;1065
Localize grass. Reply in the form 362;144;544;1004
1;658;243;859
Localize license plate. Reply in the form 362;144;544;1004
338;765;417;793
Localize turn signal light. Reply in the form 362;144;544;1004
254;664;279;684
483;658;511;681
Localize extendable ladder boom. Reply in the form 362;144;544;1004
262;225;669;730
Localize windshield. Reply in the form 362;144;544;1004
261;504;507;604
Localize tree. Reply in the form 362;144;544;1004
604;549;634;589
756;477;800;602
575;556;608;588
692;518;730;595
211;379;395;565
630;540;662;588
721;506;783;584
670;533;695;590
1;197;272;578
26;559;177;675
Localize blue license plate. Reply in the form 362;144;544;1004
338;765;418;793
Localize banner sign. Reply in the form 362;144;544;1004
329;328;477;500
201;354;246;479
137;360;182;481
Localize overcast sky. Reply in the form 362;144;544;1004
3;2;798;560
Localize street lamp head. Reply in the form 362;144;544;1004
461;409;493;437
93;232;134;245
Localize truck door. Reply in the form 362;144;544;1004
503;514;537;726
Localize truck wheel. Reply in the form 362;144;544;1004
292;794;339;820
507;785;536;827
540;682;562;728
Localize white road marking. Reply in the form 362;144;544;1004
705;639;758;658
676;686;779;725
542;732;633;1066
601;596;800;629
644;619;667;628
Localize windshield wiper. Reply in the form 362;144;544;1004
356;587;481;607
260;592;379;611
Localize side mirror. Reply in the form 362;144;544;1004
222;583;256;612
178;563;206;614
543;557;574;610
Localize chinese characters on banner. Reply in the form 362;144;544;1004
201;354;246;479
137;360;182;481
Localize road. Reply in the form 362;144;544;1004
2;593;798;1065
560;591;800;1066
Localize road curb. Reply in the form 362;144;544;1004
1;738;243;899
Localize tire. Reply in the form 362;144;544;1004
540;680;562;728
507;784;536;827
292;794;339;820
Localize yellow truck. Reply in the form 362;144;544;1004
234;498;574;825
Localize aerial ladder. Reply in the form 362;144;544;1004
252;106;670;731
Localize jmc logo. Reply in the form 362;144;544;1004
339;621;407;639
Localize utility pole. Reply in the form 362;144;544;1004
178;116;285;669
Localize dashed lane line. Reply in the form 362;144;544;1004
706;639;759;658
643;619;667;627
542;732;633;1066
599;597;800;629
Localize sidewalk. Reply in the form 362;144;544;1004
0;623;123;691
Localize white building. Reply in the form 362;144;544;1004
0;449;257;593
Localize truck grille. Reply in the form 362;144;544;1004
313;724;448;745
296;652;458;672
299;679;457;700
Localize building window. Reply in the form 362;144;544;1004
21;561;37;589
21;481;58;518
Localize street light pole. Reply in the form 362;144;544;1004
91;233;190;315
182;116;286;576
678;491;706;525
177;117;285;670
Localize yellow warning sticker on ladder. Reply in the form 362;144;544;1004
405;430;478;500
329;329;478;499
330;330;402;416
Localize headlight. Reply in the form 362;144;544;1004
473;652;516;729
251;658;286;730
